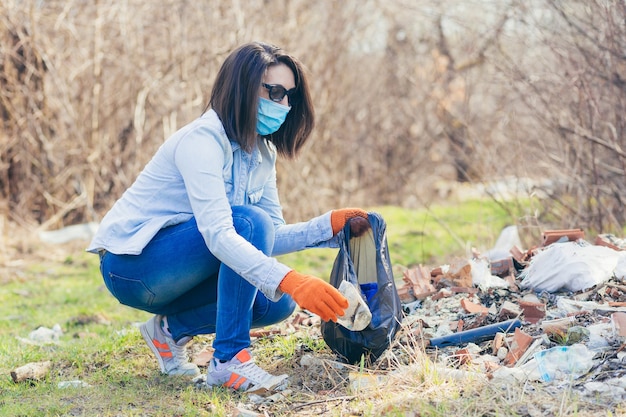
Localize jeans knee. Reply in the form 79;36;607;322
252;294;296;328
276;295;297;321
231;206;274;253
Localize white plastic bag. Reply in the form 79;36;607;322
614;252;626;282
470;258;508;289
520;241;620;292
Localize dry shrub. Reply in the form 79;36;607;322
0;0;624;238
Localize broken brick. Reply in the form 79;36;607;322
519;299;546;324
450;286;479;294
401;265;437;300
493;332;505;354
612;312;626;337
498;300;522;320
397;285;415;303
431;288;453;301
542;228;584;246
490;257;514;277
439;258;473;288
504;328;534;365
461;298;489;315
454;348;472;365
595;234;626;251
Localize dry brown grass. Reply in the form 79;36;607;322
2;0;625;238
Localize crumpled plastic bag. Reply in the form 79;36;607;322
520;241;622;292
470;258;508;289
533;344;595;382
614;253;626;282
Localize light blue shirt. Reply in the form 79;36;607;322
87;109;338;301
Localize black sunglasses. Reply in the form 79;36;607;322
262;83;297;105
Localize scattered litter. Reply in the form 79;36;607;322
595;233;626;251
299;354;345;370
612;312;626;337
533;344;595;382
11;360;52;383
58;380;92;389
233;406;264;417
38;222;99;244
248;389;292;404
469;258;508;290
427;319;521;348
348;372;384;391
17;324;63;345
519;241;623;292
394;225;626;409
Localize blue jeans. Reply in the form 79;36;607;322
99;205;296;361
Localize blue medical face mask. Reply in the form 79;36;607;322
256;97;291;136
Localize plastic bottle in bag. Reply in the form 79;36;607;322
336;280;372;331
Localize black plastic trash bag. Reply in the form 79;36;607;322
321;212;403;364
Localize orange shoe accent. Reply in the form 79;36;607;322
233;376;246;390
153;340;169;350
226;373;247;390
235;349;252;363
153;339;173;358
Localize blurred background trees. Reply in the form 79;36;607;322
1;0;624;235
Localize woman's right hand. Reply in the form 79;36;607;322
279;270;348;322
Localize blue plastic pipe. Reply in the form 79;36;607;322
427;318;522;348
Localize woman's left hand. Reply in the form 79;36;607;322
330;208;370;236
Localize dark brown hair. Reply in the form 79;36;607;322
206;41;315;158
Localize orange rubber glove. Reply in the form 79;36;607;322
279;270;348;322
331;208;369;236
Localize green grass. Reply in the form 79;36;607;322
278;202;514;282
1;200;580;417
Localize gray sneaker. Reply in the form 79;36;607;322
139;315;200;376
205;348;288;393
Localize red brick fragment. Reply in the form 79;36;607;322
437;258;473;289
456;319;464;332
504;273;519;292
460;298;489;315
594;234;626;251
490;257;514;277
492;332;505;354
430;267;443;277
431;288;453;301
518;300;546;324
454;348;472;365
401;265;437;300
484;361;501;375
504;328;533;365
612;312;626;337
542;228;584;246
450;286;479;294
498;301;522;320
397;285;415;303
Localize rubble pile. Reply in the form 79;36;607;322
395;227;626;409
